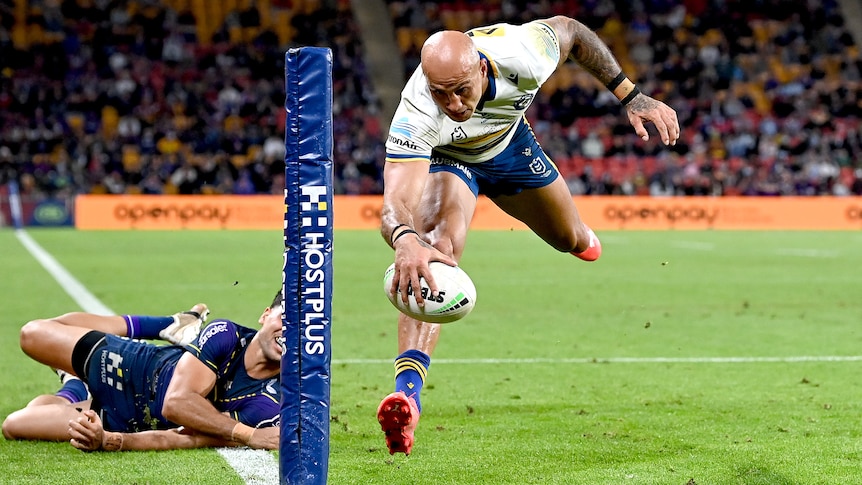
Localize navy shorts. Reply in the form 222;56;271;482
73;331;182;432
429;118;559;198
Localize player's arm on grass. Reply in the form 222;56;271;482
68;410;230;451
161;353;277;449
68;410;280;451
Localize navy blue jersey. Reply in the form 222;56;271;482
86;321;279;433
183;320;280;428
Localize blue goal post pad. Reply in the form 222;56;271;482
281;46;333;485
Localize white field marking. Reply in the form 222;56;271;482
15;229;278;485
217;449;279;485
334;355;862;365
774;248;839;258
16;231;113;316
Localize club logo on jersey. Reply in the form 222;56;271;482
450;126;467;143
513;94;534;110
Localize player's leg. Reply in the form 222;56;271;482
77;304;209;342
26;304;209;344
481;119;600;260
2;399;92;441
491;175;600;259
157;303;210;344
19;318;98;375
380;169;477;455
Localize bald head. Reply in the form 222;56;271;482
419;31;487;122
421;31;479;83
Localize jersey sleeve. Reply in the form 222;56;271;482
520;20;562;84
384;69;440;163
184;320;242;375
468;21;561;90
231;393;281;428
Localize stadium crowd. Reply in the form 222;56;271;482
388;0;862;196
1;0;861;199
0;0;384;199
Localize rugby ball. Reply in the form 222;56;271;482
383;262;477;323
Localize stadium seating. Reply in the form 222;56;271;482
0;0;384;198
1;0;861;198
384;0;862;195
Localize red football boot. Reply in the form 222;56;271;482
572;224;602;261
377;391;420;455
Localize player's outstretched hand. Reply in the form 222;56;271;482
625;94;679;146
247;426;279;450
390;232;457;309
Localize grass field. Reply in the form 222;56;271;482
1;228;861;484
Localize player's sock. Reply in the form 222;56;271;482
123;315;174;339
394;349;430;413
55;376;89;404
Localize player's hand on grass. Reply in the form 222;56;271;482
69;410;110;451
247;426;279;450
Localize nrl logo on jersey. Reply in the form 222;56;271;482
513;94;534;110
529;156;551;177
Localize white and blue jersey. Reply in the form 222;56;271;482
85;320;279;433
385;20;560;164
385;21;564;196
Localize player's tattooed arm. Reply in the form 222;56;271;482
542;15;623;85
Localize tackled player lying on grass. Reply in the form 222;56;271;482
2;293;284;451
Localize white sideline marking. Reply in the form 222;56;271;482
334;355;862;365
15;230;277;485
16;231;113;316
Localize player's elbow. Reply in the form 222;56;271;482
160;394;183;424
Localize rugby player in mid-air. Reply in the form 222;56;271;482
2;292;284;451
378;14;679;455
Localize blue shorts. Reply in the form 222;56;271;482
77;333;183;432
429;118;559;198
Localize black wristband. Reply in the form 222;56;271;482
392;229;418;245
621;85;641;106
389;224;410;244
605;72;627;91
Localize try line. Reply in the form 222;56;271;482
14;230;279;485
334;355;862;365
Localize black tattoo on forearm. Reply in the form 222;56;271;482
566;20;623;85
